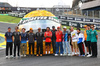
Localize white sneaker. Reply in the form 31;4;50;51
75;53;77;55
68;54;71;56
87;54;92;57
24;55;26;57
6;56;8;59
60;54;63;56
48;51;50;54
10;55;13;58
55;54;58;56
45;51;47;54
72;52;75;56
63;54;67;56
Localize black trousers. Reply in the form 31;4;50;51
29;43;34;55
78;42;85;55
6;42;13;56
91;42;97;57
37;43;43;54
52;40;56;54
14;41;20;57
87;41;91;54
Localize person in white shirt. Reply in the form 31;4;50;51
70;26;78;56
77;28;85;56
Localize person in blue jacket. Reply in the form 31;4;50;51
77;28;85;56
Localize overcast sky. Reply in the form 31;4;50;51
0;0;73;7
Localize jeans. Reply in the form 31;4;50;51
63;41;71;54
52;40;56;54
56;42;63;54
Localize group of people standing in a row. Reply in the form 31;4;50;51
5;24;98;59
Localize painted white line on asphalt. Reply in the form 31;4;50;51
0;21;17;24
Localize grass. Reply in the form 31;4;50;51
0;15;22;23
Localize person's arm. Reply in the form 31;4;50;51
5;36;7;42
96;35;98;40
95;30;98;40
5;32;7;42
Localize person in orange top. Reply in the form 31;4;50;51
84;25;89;55
55;27;63;56
44;27;52;54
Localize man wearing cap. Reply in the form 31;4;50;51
28;28;35;56
36;28;44;56
62;26;71;56
55;27;63;56
44;27;52;54
12;26;21;58
51;26;57;54
20;28;28;57
5;27;13;59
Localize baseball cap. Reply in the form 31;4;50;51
57;27;60;29
8;27;11;29
84;25;87;28
63;26;67;29
30;28;33;30
52;26;55;28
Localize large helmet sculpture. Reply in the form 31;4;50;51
18;10;61;32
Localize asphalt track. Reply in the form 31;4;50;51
0;22;100;66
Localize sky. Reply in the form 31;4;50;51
0;0;73;7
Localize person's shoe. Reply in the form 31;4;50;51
55;54;58;56
40;54;42;56
45;51;47;54
87;54;92;57
91;56;97;58
36;54;39;57
10;55;13;58
63;54;67;56
60;54;63;56
82;55;85;57
68;54;72;56
6;56;8;59
72;52;75;56
24;55;26;57
48;51;50;54
13;56;16;59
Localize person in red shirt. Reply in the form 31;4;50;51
44;27;52;54
55;27;63;56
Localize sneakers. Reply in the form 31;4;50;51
60;54;63;56
48;51;50;54
63;54;67;56
10;55;13;58
87;54;92;57
6;56;8;59
55;54;58;56
45;51;47;54
68;54;72;56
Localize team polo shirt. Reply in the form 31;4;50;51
86;29;92;41
56;30;63;42
5;32;13;42
28;33;35;43
36;32;44;43
21;32;28;43
91;30;98;42
44;31;52;42
12;31;21;42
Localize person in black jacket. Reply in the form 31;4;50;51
36;28;44;56
51;26;57;54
